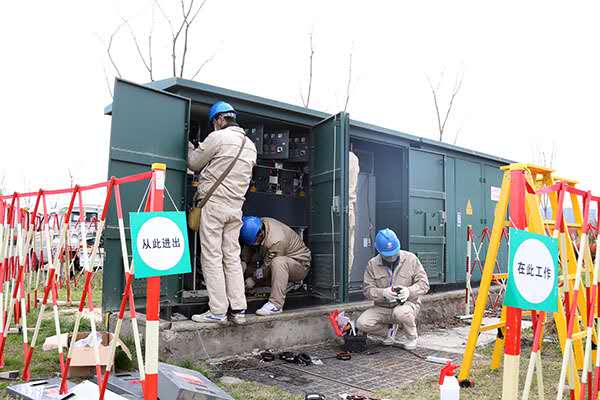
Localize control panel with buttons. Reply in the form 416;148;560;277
262;130;289;159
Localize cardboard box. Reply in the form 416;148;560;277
43;331;131;378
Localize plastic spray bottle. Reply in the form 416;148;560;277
439;361;460;400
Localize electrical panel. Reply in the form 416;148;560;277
289;133;309;162
245;125;264;156
262;130;289;159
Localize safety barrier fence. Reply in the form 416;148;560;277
458;163;600;400
0;166;163;399
464;225;509;316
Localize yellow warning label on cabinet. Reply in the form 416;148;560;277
466;199;473;216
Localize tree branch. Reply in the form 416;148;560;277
123;18;153;81
107;22;125;78
103;66;113;98
190;53;215;80
154;0;175;37
440;76;463;135
303;31;314;108
180;0;208;77
427;75;443;140
343;52;353;113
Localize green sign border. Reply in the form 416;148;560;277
130;211;191;279
504;228;559;313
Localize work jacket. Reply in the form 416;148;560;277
187;126;257;210
261;217;311;270
363;251;430;310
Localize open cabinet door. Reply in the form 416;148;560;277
103;79;190;312
309;113;349;303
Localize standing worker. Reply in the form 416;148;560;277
355;228;429;349
239;216;311;316
348;146;360;281
188;101;257;324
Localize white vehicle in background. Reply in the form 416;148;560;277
48;205;103;270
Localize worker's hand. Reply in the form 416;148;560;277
383;287;397;302
396;287;410;303
254;267;264;280
245;277;256;290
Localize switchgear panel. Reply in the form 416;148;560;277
262;130;289;159
289;133;309;162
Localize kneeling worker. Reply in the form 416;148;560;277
356;228;429;350
240;216;311;316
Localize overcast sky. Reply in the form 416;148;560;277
1;1;599;206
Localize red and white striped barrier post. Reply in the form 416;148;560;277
99;180;148;400
144;163;166;400
557;190;591;399
502;168;527;400
465;225;473;316
521;182;567;399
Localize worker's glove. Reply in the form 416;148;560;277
245;277;256;290
383;287;398;302
396;286;410;303
188;141;196;151
254;267;264;280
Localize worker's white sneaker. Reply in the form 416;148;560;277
256;302;282;316
401;336;418;350
382;325;400;346
192;311;227;324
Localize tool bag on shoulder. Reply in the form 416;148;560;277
187;135;248;231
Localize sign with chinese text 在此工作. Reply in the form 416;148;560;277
504;228;559;313
130;211;191;279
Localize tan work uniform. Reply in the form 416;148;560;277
188;126;257;315
356;251;430;338
348;151;360;279
253;218;311;309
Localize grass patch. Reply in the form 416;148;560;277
223;381;304;400
376;334;563;399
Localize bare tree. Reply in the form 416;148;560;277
101;0;214;97
67;169;74;189
343;52;353;113
427;71;463;142
300;31;315;108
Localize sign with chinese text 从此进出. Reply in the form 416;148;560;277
130;211;191;279
504;228;558;312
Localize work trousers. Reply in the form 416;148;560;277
268;256;308;309
199;201;247;315
348;203;356;280
355;304;418;338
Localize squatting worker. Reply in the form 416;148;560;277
348;146;360;281
239;216;311;316
187;101;257;324
356;228;429;350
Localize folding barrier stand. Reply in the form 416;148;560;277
458;164;589;399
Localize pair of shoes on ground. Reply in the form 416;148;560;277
192;302;283;324
192;309;247;325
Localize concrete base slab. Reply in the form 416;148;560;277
111;288;482;363
418;317;533;354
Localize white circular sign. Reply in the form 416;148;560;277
512;238;555;303
136;216;184;271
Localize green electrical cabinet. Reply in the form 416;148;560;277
102;77;511;312
408;149;446;283
103;79;190;311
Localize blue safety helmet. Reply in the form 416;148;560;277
374;228;401;257
240;216;262;245
208;101;236;123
